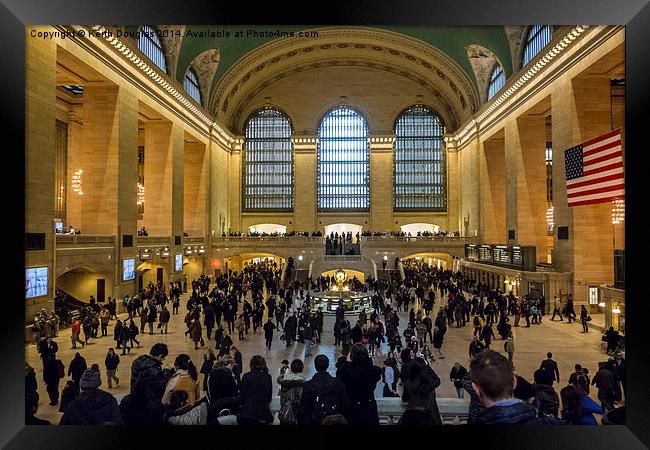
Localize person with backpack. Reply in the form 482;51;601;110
336;343;382;425
568;364;591;395
472;314;484;337
533;369;560;418
469;336;485;359
298;354;350;425
277;358;307;425
162;354;201;407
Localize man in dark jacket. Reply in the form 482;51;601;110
123;343;170;424
469;350;565;425
298;354;350;425
539;352;560;385
450;362;468;399
469;336;485;359
350;322;363;344
263;318;276;350
60;364;124;425
68;353;87;388
284;313;297;347
336;343;382;425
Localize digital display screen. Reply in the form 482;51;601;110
54;221;63;233
493;246;511;264
175;254;183;272
479;245;492;262
512;247;523;266
25;267;48;298
122;259;135;281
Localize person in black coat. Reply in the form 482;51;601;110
206;355;240;421
238;355;273;425
350;323;363;344
469;336;486;359
263;318;276;350
401;357;443;425
539;352;560;385
68;353;87;388
60;364;124;425
611;352;626;399
335;343;382;425
298;354;350;425
122;343;170;424
450;362;468;399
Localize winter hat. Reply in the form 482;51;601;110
79;364;101;390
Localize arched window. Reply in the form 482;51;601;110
138;25;167;73
522;25;553;67
243;107;293;211
317;107;370;211
393;105;446;211
184;68;202;105
487;64;505;100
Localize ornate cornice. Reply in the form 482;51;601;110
451;25;601;150
212;27;480;130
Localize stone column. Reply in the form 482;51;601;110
25;33;57;316
228;137;243;233
292;137;318;232
459;137;481;238
446;138;460;233
551;76;615;305
504;115;548;259
480;136;506;243
369;135;394;231
184;140;208;236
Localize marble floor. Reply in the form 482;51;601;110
26;287;613;424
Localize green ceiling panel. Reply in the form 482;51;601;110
174;25;514;94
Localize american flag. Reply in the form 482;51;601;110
564;129;624;207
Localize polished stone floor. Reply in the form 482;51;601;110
26;286;613;424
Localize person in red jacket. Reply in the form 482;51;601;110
70;319;84;349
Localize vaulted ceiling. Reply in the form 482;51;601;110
123;25;528;132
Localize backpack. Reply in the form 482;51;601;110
313;384;340;423
575;372;589;390
278;398;300;425
535;387;559;418
473;316;480;327
56;359;65;379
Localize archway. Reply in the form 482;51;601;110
321;268;365;284
400;223;441;236
56;265;113;304
248;223;287;235
401;252;453;270
324;223;363;240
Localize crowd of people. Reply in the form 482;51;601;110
26;259;626;426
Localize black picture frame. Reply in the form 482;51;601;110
7;0;648;448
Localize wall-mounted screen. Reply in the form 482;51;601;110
175;254;183;272
122;258;135;281
25;267;48;298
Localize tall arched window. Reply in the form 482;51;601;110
138;25;167;73
487;64;505;100
522;25;553;67
317;107;370;211
393;105;446;211
184;68;202;105
243;107;293;211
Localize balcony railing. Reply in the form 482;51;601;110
184;236;205;245
55;234;115;248
268;396;469;425
212;236;323;246
362;235;479;244
136;236;172;247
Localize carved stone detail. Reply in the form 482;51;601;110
466;44;502;104
158;25;186;77
504;26;527;73
190;48;220;105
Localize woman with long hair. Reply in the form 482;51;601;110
238;355;273;425
560;384;602;424
162;354;200;407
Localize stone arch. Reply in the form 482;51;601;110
211;27;479;132
466;44;506;104
185;47;219;107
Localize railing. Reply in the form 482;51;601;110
268;397;469;425
324;255;363;262
213;236;323;242
184;236;205;245
136;236;172;246
362;235;479;243
55;234;116;247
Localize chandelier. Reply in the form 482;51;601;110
611;199;624;225
72;169;84;195
137;182;145;205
